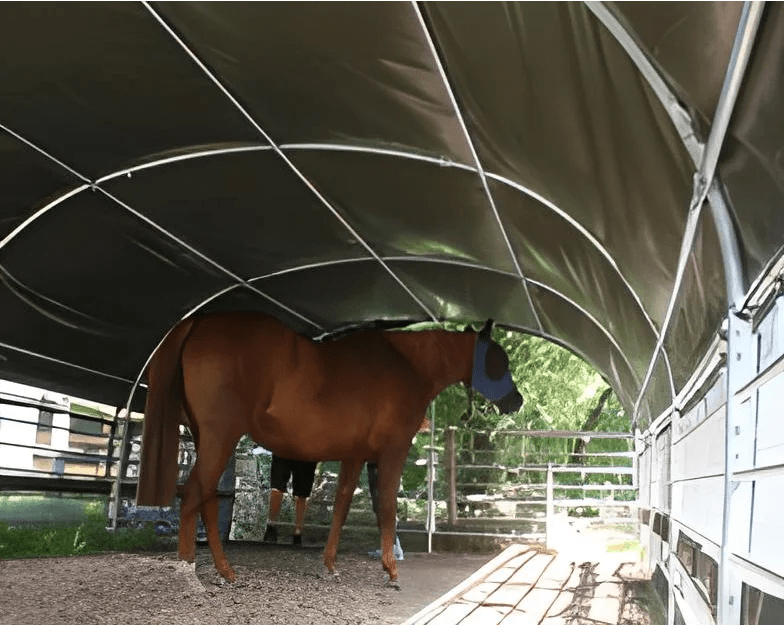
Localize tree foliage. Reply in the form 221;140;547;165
398;324;632;500
429;325;629;435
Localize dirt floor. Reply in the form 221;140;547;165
0;541;495;625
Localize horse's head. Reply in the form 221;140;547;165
470;319;523;414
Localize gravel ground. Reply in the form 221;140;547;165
0;541;493;625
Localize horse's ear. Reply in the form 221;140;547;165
479;319;494;338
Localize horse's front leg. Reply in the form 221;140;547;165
323;459;364;577
376;452;408;588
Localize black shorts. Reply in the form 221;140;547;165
270;455;318;497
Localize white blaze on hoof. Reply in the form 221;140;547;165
384;574;401;590
321;566;341;583
175;560;206;593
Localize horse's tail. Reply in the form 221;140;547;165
135;317;197;506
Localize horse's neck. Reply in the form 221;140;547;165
384;329;475;400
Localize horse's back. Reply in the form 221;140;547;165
177;312;428;460
182;312;421;397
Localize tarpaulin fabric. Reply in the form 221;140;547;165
0;2;779;427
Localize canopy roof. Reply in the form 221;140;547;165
1;2;782;426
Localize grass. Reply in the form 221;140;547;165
0;493;94;526
607;539;640;553
0;499;166;559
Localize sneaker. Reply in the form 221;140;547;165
394;537;405;561
367;538;405;561
292;534;302;547
263;524;278;543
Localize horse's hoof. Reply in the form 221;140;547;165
220;569;236;584
321;567;341;583
384;575;401;590
175;561;206;593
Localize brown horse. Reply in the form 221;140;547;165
136;312;522;586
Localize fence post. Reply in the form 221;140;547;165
105;407;120;479
109;414;133;530
545;462;554;549
426;401;436;553
445;426;457;526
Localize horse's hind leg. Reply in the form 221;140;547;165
178;475;199;564
323;459;364;577
179;436;239;582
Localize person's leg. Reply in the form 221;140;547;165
367;462;380;523
291;460;318;545
294;496;308;537
268;489;284;522
265;455;293;543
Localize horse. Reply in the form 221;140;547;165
135;312;522;587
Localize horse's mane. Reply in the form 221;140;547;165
313;319;421;343
313;319;485;343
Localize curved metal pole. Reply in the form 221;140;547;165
632;1;764;423
0;340;135;386
708;181;747;310
411;1;542;332
142;2;438;324
96;139;663;344
584;2;703;165
246;255;640;410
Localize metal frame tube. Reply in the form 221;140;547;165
96;139;661;350
411;1;542;331
427;399;436;554
708;181;747;309
633;1;765;422
142;1;438;324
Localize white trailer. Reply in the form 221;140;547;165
639;261;784;624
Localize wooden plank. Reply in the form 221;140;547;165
587;582;623;624
513;587;560;624
505;550;535;570
507;552;553;584
499;608;541;625
459;605;508;625
538;554;575;589
565;561;597;590
461;581;500;603
410;605;444;625
404;545;529;625
558;561;595;623
486;565;518;583
596;559;623;582
428;602;477;625
544;588;576;620
484;583;532;607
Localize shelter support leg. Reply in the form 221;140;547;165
718;310;754;624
